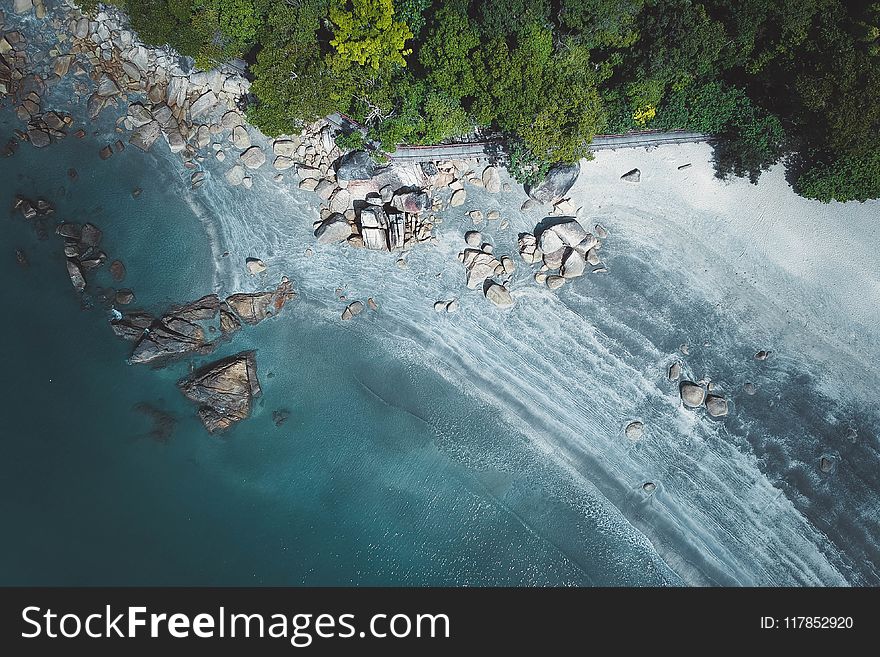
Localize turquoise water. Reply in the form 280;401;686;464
0;106;678;585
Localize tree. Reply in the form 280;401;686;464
329;0;413;70
558;0;645;49
797;152;880;203
478;0;550;37
419;0;480;100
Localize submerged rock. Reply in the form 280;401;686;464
66;259;86;292
177;351;261;433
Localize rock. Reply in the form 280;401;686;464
391;190;430;214
521;199;537;211
80;223;103;247
586;248;601;266
621;168;641;183
191;171;206;187
273;139;298;157
450;189;466;207
177;351;261;433
396;258;407;269
546;275;565;290
680;381;706;408
53;55;74;77
705;394;729;417
129;121;161;151
518;233;543;264
465;231;482;247
484;282;514;309
246;257;266;275
329;188;352;214
667;361;681;381
526;162;580;204
66;259;86;292
642;482;657;494
115;289;135;305
298;166;322;180
501;256;516;275
538;229;564;254
336;150;382;182
314;179;335;200
535;272;547;285
434;301;448;312
754;350;771;361
272;409;290;427
380;185;394;203
240;146;265;170
358;206;390;251
109;259;126;282
743;382;757;395
96;74;120;97
341;300;365;320
232;125;250;150
468;210;483;223
561;249;586;279
625;421;644;441
273;156;295;170
99;145;113;160
487;210;501;221
110;311;154;341
594;223;609;239
127;103;154;128
189;91;218;119
225;279;295;325
314;214;352;244
27;127;51;148
221;111;244;130
482;166;501;193
13;0;33;14
225;164;246;186
367;297;378;311
464;251;501;289
819;456;835;473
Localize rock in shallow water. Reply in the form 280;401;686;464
625;421;644;441
679;381;706;408
177;351;261;433
705;394;729;417
484;282;514;308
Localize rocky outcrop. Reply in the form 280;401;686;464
224;277;295;325
336;150;383;182
525;162;580;204
177;351;261;433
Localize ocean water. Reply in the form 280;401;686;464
0;103;677;585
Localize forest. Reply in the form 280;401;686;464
87;1;880;202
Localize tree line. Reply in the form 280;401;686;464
89;0;880;202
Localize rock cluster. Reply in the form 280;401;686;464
113;278;295;365
678;379;729;417
517;218;606;291
457;233;515;309
177;351;261;433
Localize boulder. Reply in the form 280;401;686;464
625;421;644;441
518;233;543;264
115;289;135;305
705;395;729;417
525;162;580;204
336;150;381;182
754;350;771;361
221;111;244;130
341;301;365;320
246;257;267;275
80;223;103;247
177;351;261;433
189;91;218;119
273;156;295;170
110;311;154;341
127;103;153;128
27;127;50;148
13;0;34;14
450;189;466;207
743;382;757;395
680;381;706;408
129;120;161;151
484;282;514;309
232;125;250;150
66;259;86;292
546;275;565;290
53;55;74;77
329;188;352;214
667;361;681;381
464;251;501;289
224;164;246;186
99;145;113;160
465;231;482;247
96;74;121;97
225;278;295;325
482;166;501;193
240;146;265;170
109;260;126;282
501;256;516;275
391;190;430;214
561;249;586;279
314;214;352;244
621;168;641;183
273;139;298;157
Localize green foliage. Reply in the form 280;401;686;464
394;0;431;37
506;140;551;187
419;0;480;100
797;152;880;203
478;0;550;37
559;0;645;48
334;130;367;152
329;0;413;70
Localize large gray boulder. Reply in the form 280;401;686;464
177;351;261;433
484;282;514;308
336;150;382;182
525;162;580;204
391;190;430;214
129;121;161;151
314;214;352;244
680;381;707;408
